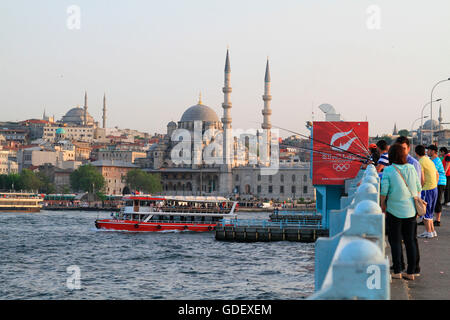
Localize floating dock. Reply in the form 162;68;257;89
215;217;328;242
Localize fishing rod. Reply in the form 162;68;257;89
269;123;371;162
281;144;369;164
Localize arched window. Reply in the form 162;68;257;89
280;174;284;182
303;175;307;182
292;175;296;182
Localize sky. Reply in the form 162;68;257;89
1;0;450;138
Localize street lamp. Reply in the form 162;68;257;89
420;98;442;145
430;78;450;143
411;115;428;152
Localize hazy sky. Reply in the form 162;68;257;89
1;0;450;137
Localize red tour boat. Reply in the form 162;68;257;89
95;195;238;232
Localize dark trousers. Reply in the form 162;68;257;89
386;212;418;275
445;176;450;204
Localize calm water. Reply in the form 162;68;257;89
0;210;315;300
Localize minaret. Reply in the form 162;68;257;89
102;93;106;128
84;91;88;126
393;123;398;135
220;49;233;195
438;104;443;129
261;58;272;164
43;108;47;120
222;49;232;162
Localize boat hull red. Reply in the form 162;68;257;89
95;219;220;232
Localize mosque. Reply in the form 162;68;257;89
42;92;107;142
144;50;315;201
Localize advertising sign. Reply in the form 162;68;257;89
312;121;369;185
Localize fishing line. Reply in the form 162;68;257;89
269;124;370;161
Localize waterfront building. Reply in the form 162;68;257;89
97;149;147;164
0;146;19;174
90;160;138;195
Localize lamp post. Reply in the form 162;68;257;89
411;115;428;152
430;78;450;143
420;98;442;145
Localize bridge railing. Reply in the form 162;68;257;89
309;164;390;300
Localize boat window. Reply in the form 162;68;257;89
173;215;181;221
204;216;212;222
134;200;139;206
152;215;160;221
125;201;133;206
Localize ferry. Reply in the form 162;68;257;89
0;192;44;212
95;195;238;232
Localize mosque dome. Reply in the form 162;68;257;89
422;119;443;131
167;121;177;128
61;107;94;125
55;128;66;135
180;103;220;123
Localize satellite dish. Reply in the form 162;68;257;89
318;103;336;115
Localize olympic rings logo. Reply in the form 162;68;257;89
333;163;351;172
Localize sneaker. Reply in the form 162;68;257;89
418;231;433;238
446;202;450;206
432;231;437;237
433;221;440;227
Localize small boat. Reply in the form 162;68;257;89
95;195;238;232
0;192;44;212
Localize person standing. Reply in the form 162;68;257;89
394;136;421;274
428;145;446;227
376;140;390;178
415;145;439;238
369;143;380;165
380;144;421;280
439;147;450;206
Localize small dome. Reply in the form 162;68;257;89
180;104;220;123
167;121;177;127
422;119;442;130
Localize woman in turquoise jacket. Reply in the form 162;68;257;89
380;144;421;280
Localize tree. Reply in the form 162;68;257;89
19;169;42;192
125;169;162;194
397;129;409;137
0;173;22;191
379;135;393;145
70;164;105;193
36;171;56;194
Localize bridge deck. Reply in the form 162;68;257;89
389;206;450;300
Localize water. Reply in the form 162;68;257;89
0;210;315;299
